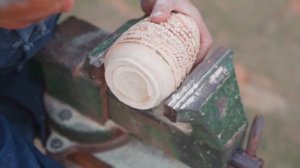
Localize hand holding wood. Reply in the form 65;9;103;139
104;13;200;109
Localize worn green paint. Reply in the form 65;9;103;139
38;17;147;143
89;17;144;60
189;53;247;149
41;62;102;118
48;117;116;143
108;99;184;160
197;81;246;147
109;96;236;168
39;60;121;143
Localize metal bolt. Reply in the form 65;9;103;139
229;115;265;168
58;109;72;121
246;114;264;156
50;138;63;149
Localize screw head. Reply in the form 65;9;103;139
50;138;63;149
58;109;72;121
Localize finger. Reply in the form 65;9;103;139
31;0;74;16
150;0;173;23
0;0;74;29
195;20;213;63
0;1;54;21
193;15;212;63
0;21;30;30
173;1;212;63
30;0;74;13
140;0;156;15
20;15;50;25
18;0;74;23
196;28;213;63
59;0;75;13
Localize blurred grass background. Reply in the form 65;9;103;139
63;1;300;167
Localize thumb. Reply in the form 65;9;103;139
141;0;156;15
59;0;75;13
150;0;172;23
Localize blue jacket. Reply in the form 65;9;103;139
0;15;64;168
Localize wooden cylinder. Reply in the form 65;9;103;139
104;13;200;109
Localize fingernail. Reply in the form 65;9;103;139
151;11;163;19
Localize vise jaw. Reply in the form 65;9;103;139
164;47;247;149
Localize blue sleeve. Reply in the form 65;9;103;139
0;113;64;168
0;14;59;74
0;29;23;73
0;14;64;168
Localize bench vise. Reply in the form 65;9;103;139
38;17;264;168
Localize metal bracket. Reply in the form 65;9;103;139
45;94;129;147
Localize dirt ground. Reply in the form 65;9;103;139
64;1;300;167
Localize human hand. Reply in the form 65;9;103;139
0;0;74;29
141;0;213;63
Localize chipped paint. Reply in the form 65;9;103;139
45;94;116;132
209;66;229;85
180;85;205;110
225;124;247;149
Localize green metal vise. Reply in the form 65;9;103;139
38;17;264;168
